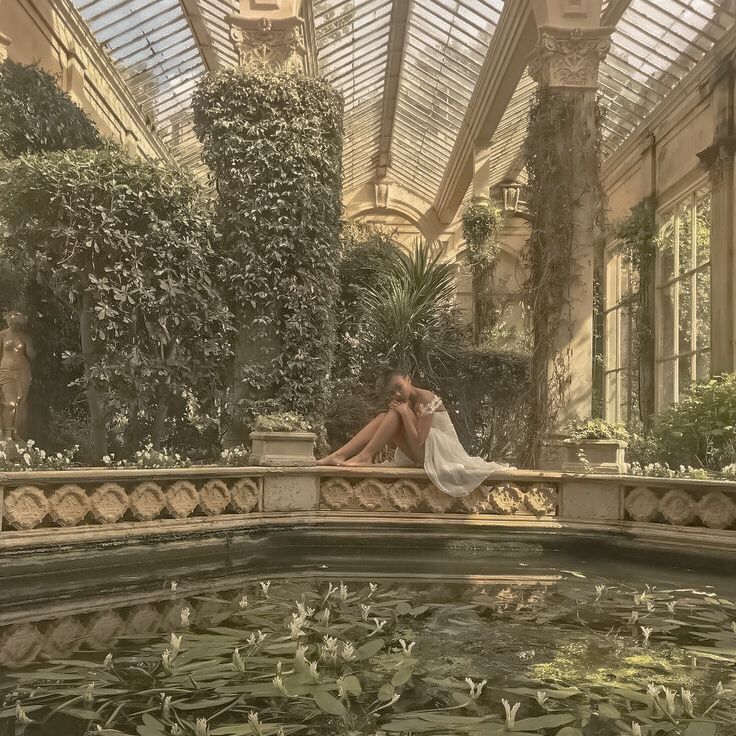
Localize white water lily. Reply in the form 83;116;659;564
631;723;642;736
180;607;191;627
465;677;487;700
247;630;267;646
162;695;172;719
681;688;694;717
398;639;415;657
170;633;182;656
502;699;520;728
233;647;246;673
238;595;248;609
594;585;606;601
272;675;289;696
662;687;676;715
296;601;315;618
308;660;319;681
170;581;178;592
629;610;639;624
260;580;271;597
368;618;387;636
646;683;661;707
321;635;338;660
103;652;113;670
339;582;349;601
342;641;356;662
368;582;378;596
536;690;548;707
83;682;95;704
289;616;306;639
361;604;371;621
641;626;653;645
162;649;174;672
248;712;264;736
15;703;31;725
195;717;209;736
646;600;655;612
666;601;677;613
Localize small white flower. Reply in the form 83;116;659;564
180;607;191;627
320;608;331;627
631;723;642;736
361;603;371;621
716;681;726;696
465;677;487;700
342;641;356;662
339;582;349;601
536;690;548;707
295;644;307;665
337;676;346;698
260;580;271;598
321;635;338;659
272;674;289;696
15;703;32;725
308;660;319;681
647;683;661;701
368;582;378;596
239;595;248;609
641;626;653;645
681;688;694;717
398;639;415;656
731;621;736;634
666;601;677;613
368;618;387;636
594;585;606;601
162;649;174;671
646;600;655;613
171;725;182;736
502;699;521;728
232;647;246;673
170;633;182;656
170;581;178;592
629;610;639;624
662;687;676;715
195;717;209;736
83;682;95;704
248;712;264;736
162;694;172;719
103;652;113;670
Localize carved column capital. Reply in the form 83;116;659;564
374;181;390;209
0;31;10;63
229;14;306;72
529;25;613;88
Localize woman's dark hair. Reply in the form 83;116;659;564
376;367;408;398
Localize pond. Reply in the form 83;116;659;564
0;528;735;736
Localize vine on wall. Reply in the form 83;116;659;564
192;68;343;437
520;87;604;464
461;202;501;344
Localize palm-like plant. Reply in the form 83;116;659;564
359;239;460;380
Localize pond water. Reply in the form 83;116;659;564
1;529;735;736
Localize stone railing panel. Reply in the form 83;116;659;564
624;484;736;530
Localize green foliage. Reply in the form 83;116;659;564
616;198;657;274
103;444;191;469
565;418;629;442
0;147;233;459
648;374;736;470
0;439;78;471
252;411;314;433
0;59;101;159
192;67;343;429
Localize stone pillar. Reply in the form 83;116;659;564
0;0;11;62
64;44;86;104
528;24;612;425
228;0;308;73
471;141;493;204
697;60;736;375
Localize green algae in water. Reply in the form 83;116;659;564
1;576;736;736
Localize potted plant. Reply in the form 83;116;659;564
561;418;628;474
249;412;317;467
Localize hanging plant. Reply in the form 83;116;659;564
461;202;501;344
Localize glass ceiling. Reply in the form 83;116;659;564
72;0;736;215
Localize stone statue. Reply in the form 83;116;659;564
0;309;34;441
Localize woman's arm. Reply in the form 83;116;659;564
392;400;432;458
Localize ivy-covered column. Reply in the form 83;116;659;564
697;59;736;375
523;14;611;464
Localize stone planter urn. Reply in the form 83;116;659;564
249;431;316;467
561;439;627;474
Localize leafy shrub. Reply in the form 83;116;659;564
252;412;314;433
565;418;629;442
0;440;78;471
104;445;191;469
649;374;736;470
219;445;251;467
193;67;342;435
0;60;101;158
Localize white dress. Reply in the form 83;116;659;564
385;395;513;497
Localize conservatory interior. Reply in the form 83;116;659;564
2;0;736;734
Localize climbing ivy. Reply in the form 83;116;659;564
461;202;501;344
192;67;343;436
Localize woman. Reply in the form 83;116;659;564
0;309;34;441
318;370;511;496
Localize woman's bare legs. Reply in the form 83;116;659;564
316;413;388;466
343;410;401;466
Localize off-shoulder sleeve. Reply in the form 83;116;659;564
416;395;443;416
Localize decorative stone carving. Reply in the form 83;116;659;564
230;478;260;513
424;484;454;513
459;487;491;514
487;483;525;514
0;33;9;65
624;486;660;522
41;617;83;659
387;479;424;512
124;605;162;636
230;16;306;72
90;482;129;523
697;491;736;530
524;484;558;516
199;479;231;516
0;623;44;668
353;478;387;511
697;136;736;187
86;610;125;649
660;488;697;526
165;480;199;518
3;485;49;529
129;481;165;521
529;26;612;88
320;477;355;510
375;182;390;209
49;484;90;526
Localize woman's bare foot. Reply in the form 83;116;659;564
343;453;373;466
317;453;345;466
